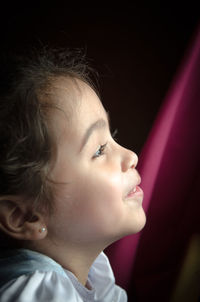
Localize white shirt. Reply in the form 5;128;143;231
0;249;127;302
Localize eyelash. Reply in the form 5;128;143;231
111;128;118;141
92;129;118;159
93;143;107;158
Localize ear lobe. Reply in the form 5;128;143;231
0;197;47;241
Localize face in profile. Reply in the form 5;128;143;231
46;78;146;249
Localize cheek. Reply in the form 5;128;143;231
82;169;122;205
69;171;124;236
88;170;121;195
79;171;122;209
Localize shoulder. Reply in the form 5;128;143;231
0;249;127;302
0;270;83;302
89;252;127;302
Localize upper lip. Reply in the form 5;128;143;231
125;175;141;197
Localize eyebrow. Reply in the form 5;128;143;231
80;112;110;151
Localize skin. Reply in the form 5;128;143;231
34;78;146;285
0;78;146;287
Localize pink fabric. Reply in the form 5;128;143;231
105;23;200;300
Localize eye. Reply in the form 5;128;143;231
93;143;107;158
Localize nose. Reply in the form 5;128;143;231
121;147;138;172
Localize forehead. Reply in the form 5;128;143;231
75;80;106;122
55;77;106;118
50;77;107;140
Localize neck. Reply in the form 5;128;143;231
26;239;105;287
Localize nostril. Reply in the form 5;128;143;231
121;148;138;172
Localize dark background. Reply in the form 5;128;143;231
0;2;199;154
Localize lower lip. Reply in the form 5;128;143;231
126;186;143;198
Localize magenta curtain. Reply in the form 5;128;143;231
105;23;200;301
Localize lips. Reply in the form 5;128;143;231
125;176;142;198
126;185;143;198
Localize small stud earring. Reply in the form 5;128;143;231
39;227;46;233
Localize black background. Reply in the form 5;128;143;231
1;1;199;154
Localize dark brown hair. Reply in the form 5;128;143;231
0;47;98;214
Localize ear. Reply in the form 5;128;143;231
0;197;47;241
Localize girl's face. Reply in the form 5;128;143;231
47;79;146;248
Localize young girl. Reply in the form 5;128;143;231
0;48;146;301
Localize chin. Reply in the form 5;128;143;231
134;210;146;233
111;214;146;244
125;209;147;236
